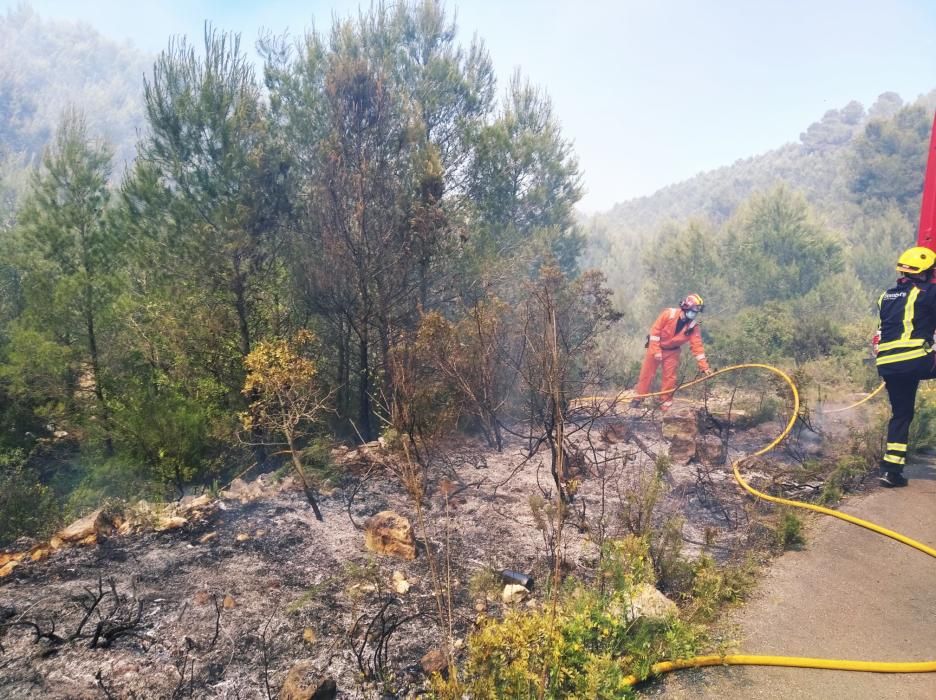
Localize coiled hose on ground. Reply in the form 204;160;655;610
617;364;936;686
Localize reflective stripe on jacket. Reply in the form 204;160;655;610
646;308;710;371
876;280;936;367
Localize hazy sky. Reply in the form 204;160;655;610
5;0;936;212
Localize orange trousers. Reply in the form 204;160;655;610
635;348;681;403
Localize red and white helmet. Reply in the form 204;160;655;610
679;293;704;313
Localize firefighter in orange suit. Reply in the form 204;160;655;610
631;294;711;411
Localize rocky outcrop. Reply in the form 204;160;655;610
220;477;267;502
420;648;449;675
662;406;699;463
629;583;678;621
333;440;388;468
0;552;24;577
279;661;337;700
697;434;727;464
662;406;729;465
1;509;120;577
57;508;117;545
1;492;222;578
502;583;529;604
118;496;216;535
363;511;417;560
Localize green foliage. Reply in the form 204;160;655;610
466;73;583;275
0;448;60;546
849;206;916;289
435;539;701;699
4;112;120;441
601;536;657;589
774;510;805;550
641;219;728;315
683;555;757;623
799;102;864;155
818;455;866;504
617;465;666;539
0;111;125;460
63;454;164;519
794;424;884;504
125;24;284;380
709;299;846;367
737;394;783;427
468;568;502;603
724;187;843;307
0;325;73;424
850;105;932;215
909;394;936;455
709;303;795;364
648;516;691;594
300;437;337;483
108;374;229;492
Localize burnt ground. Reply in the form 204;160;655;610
0;388;874;699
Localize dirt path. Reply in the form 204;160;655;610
657;458;936;700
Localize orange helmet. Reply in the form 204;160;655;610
679;293;704;312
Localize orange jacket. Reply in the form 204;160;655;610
647;308;710;371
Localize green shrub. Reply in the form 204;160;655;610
109;376;229;493
434;539;702;699
818;454;866;504
0;449;60;546
64;453;165;519
468;567;502;603
909;394;936;454
650;516;693;594
301;437;338;483
806;423;884;504
774;510;805;550
684;555;756;623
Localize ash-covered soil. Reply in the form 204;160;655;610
0;392;850;699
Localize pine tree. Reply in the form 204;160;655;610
4;110;119;450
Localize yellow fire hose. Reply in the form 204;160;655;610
613;364;936;686
818;381;885;414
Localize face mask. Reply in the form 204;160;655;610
685;310;698;320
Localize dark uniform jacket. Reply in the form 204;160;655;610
876;279;936;372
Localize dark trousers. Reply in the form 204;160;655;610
879;353;936;473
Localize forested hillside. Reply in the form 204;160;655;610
584;89;936;386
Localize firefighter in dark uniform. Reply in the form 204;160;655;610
875;246;936;487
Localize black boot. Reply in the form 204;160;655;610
879;471;908;488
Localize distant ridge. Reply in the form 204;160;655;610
587;89;936;245
0;4;150;168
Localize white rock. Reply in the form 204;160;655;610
392;570;411;594
629;583;678;621
502;584;529;604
